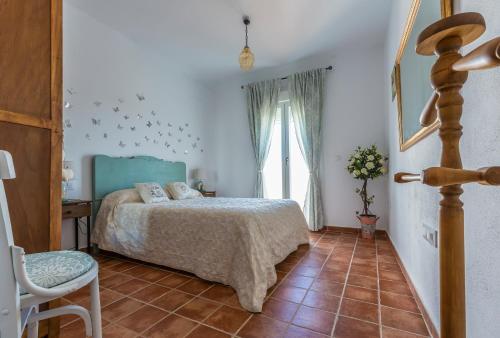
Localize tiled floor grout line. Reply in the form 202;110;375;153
278;231;335;338
62;235;432;338
233;235;322;338
330;233;358;337
376;236;383;338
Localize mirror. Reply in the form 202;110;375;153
394;0;453;151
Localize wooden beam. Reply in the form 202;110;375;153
0;110;53;130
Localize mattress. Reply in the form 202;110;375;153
92;190;309;312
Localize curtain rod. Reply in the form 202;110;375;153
240;65;334;90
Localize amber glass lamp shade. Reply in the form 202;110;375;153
239;47;254;71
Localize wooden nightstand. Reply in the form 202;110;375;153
62;199;92;253
201;191;216;197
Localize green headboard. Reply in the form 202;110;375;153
92;155;186;217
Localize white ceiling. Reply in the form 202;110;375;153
67;0;392;82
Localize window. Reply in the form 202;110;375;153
263;96;308;209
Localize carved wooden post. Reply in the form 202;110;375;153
434;35;467;338
395;11;500;338
414;12;487;338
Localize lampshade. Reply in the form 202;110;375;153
62;168;74;182
193;168;207;180
62;160;74;182
239;47;254;71
239;16;254;72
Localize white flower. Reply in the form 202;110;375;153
381;167;387;174
361;168;368;175
367;155;374;161
366;162;374;169
353;170;360;177
379;159;385;164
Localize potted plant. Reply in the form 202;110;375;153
347;145;388;239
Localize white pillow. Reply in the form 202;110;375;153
134;182;170;204
166;182;203;200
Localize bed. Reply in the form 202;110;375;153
91;155;309;312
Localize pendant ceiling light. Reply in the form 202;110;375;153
239;16;254;71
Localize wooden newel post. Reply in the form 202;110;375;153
415;14;486;338
394;13;500;338
434;36;467;338
394;11;500;338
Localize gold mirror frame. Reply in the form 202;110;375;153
395;0;453;151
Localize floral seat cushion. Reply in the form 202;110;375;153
20;251;95;295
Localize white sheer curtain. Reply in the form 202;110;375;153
246;79;281;198
289;69;326;231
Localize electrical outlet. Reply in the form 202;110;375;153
423;223;438;248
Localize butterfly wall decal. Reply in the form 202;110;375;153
137;113;143;119
146;121;153;128
103;133;108;139
165;142;171;148
144;136;150;142
167;123;173;127
130;126;136;131
151;110;156;116
192;143;197;149
156;121;161;126
64;101;72;109
85;133;91;140
118;98;125;103
178;127;184;132
123;115;130;120
91;118;101;126
112;107;120;112
119;141;126;148
64;119;72;128
158;131;163;137
93;101;102;107
135;142;141;147
136;93;145;101
117;124;124;130
66;88;76;95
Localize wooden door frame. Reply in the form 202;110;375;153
0;0;62;336
49;1;63;336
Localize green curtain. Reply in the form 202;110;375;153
289;69;326;231
246;79;280;198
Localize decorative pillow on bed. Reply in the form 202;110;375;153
165;182;203;200
134;182;170;204
106;188;143;204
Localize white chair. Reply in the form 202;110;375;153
0;150;102;338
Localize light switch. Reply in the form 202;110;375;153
423;223;438;248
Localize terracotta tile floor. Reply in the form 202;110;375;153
59;231;432;338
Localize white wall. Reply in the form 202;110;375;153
62;4;214;249
211;47;389;228
385;0;500;336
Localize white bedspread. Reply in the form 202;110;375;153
92;190;309;312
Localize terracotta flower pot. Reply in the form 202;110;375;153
357;214;379;240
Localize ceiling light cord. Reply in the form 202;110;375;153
245;24;249;48
243;16;250;48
